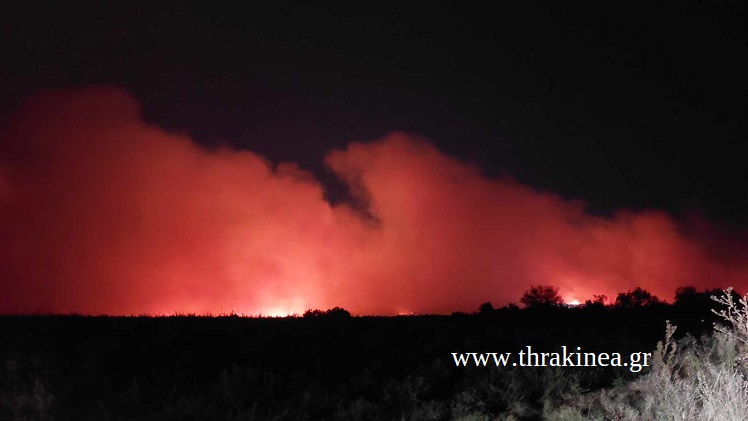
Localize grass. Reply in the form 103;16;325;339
2;291;744;420
552;288;748;420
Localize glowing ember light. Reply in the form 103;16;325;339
256;298;308;318
563;292;581;306
259;307;292;318
1;87;748;316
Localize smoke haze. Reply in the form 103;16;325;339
1;87;746;315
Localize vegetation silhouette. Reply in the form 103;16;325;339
519;285;564;309
302;306;351;319
556;288;748;419
674;285;742;310
583;294;608;309
478;301;494;315
614;287;661;308
1;285;744;420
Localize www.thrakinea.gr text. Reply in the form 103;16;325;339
452;346;653;373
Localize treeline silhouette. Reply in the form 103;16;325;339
472;284;741;313
301;285;739;319
0;285;741;420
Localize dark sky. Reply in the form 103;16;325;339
2;1;746;222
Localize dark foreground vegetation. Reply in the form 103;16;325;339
1;287;747;420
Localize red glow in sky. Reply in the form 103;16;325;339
1;87;746;315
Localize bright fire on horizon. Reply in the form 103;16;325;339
1;86;747;316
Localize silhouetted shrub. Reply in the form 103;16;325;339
583;294;608;309
614;287;660;308
478;302;494;315
302;307;351;318
503;302;520;311
553;288;748;420
302;309;325;318
674;286;742;314
325;307;351;318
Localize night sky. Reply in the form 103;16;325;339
1;1;747;315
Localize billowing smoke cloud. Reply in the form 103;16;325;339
1;86;746;315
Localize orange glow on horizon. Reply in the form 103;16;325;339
1;86;748;315
257;307;295;318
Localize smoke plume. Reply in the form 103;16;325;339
1;87;745;315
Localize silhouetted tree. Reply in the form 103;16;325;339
584;294;607;308
303;307;351;318
520;285;564;308
615;287;660;308
478;302;494;315
675;286;743;312
674;286;698;305
505;302;520;311
325;307;351;318
303;309;325;318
